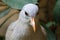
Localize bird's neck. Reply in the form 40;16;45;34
18;17;30;24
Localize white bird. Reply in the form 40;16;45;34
5;3;46;40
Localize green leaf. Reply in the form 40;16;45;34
40;22;56;40
46;22;56;28
46;28;56;40
2;0;37;9
53;0;60;23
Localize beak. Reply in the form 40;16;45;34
30;18;36;32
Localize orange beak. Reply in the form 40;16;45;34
30;18;36;32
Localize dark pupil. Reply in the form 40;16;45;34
25;11;28;16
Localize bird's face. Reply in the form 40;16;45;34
20;4;39;32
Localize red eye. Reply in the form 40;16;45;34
25;11;29;16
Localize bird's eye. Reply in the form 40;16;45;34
25;11;29;16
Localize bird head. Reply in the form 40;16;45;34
19;3;39;32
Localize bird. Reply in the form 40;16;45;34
5;3;46;40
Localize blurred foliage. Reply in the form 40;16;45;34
40;22;56;40
2;0;37;9
0;37;5;40
46;22;56;28
53;0;60;24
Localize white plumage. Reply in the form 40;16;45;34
5;3;46;40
